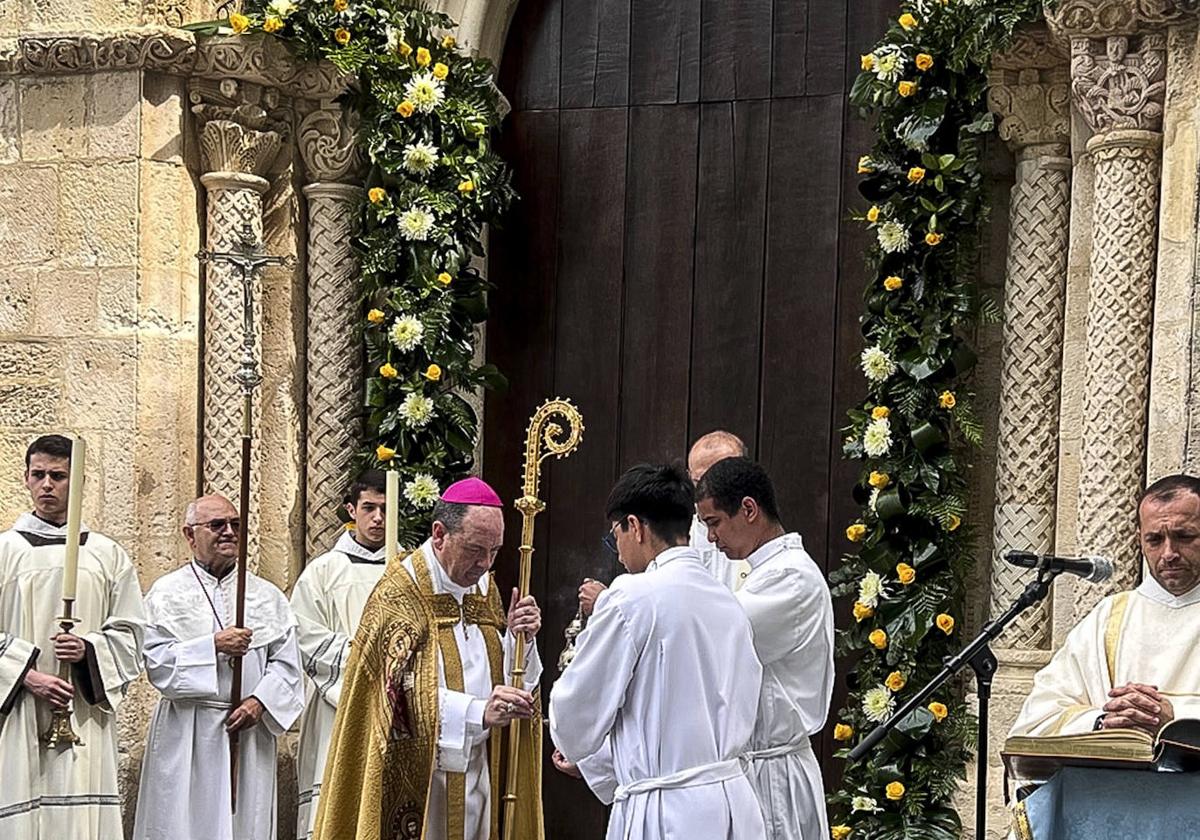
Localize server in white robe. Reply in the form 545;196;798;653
696;457;834;840
292;470;388;839
0;434;145;839
550;463;765;840
1010;474;1200;740
133;493;304;840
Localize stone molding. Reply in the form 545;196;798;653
298;106;362;184
1048;0;1198;38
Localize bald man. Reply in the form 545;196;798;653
133;494;304;840
580;431;751;615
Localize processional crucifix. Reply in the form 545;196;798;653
197;222;292;813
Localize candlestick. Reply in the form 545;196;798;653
61;437;86;601
385;469;399;561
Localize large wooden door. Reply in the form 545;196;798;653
484;1;895;835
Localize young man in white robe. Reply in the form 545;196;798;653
696;456;835;840
0;434;146;839
549;463;766;840
1010;473;1200;739
133;493;305;840
292;470;388;839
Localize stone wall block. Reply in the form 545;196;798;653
0;80;19;163
61;336;138;430
87;70;141;159
96;266;139;332
139;159;199;273
0;164;59;264
0;338;56;377
59;159;138;267
24;0;142;31
0;381;59;426
32;267;101;335
140;71;185;164
0;267;38;334
19;74;87;161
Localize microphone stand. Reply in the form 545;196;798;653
847;562;1062;840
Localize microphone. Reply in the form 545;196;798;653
1004;550;1114;583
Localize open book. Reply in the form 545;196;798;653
1003;718;1200;778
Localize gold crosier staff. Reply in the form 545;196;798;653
501;398;584;840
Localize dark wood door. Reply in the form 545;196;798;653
484;1;896;835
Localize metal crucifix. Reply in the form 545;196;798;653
197;222;291;813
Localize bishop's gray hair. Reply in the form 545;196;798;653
432;500;470;534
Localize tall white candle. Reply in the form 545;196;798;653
61;437;86;601
385;469;399;561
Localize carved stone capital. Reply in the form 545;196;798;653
198;119;282;178
1070;33;1167;134
192;35;352;102
1048;0;1197;39
988;69;1071;151
298;107;363;184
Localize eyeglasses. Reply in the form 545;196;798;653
189;518;241;534
601;531;618;556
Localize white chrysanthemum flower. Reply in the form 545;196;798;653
404;473;439;508
851;796;883;814
858;571;884;608
877;220;910;253
405;72;445;114
267;0;296;17
384;25;404;52
864;418;893;458
399;392;435;429
860;345;897;382
398;206;435;241
872;45;904;83
389;315;424;352
402;141;440;175
862;686;896;723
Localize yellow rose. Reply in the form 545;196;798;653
939;390;956;409
946;513;961;532
915;53;934;71
871;406;890;420
853;601;875;622
868;471;890;489
831;826;852;840
442;35;457;49
884;275;903;291
857;155;872;174
898;80;917;97
436;272;453;286
424;364;442;381
228;12;251;33
869;629;888;650
846;523;868;543
936;613;955;634
928;701;949;722
885;781;906;801
263;16;283;33
368;187;386;204
396;100;415;118
833;723;854;742
376;444;396;462
433;62;450;80
367;308;386;324
866;205;880;222
333;0;348;11
925;231;944;246
861;53;875;71
907;166;925;183
885;670;907;691
416;47;432;66
399;41;413;57
458;179;475;193
334;27;351;45
896;562;916;585
379;363;398;379
898;12;918;29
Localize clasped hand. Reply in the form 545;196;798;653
1101;682;1175;733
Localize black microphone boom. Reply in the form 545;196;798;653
1004;550;1114;583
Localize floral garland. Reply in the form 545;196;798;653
828;2;1040;838
218;1;515;546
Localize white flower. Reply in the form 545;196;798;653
385;25;404;52
869;486;881;512
862;686;896;722
405;72;445;114
398;206;435;241
864;418;893;458
399;392;435;429
389;315;424;352
404;473;439;508
860;345;897;382
402;141;440;175
877;220;910;253
267;0;296;17
872;45;904;83
858;571;884;608
851;796;883;814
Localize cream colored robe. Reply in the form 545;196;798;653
0;513;146;840
690;515;750;590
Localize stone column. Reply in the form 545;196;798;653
196;114;282;559
298;105;363;558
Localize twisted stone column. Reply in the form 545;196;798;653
299;107;363;557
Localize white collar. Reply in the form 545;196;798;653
191;558;234;587
13;511;90;537
334;530;386;563
1137;574;1200;609
647;545;699;572
745;532;803;570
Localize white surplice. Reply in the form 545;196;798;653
1010;575;1200;738
690;515;750;590
403;540;543;840
133;560;305;840
0;513;145;840
736;533;834;840
292;531;386;839
549;545;766;840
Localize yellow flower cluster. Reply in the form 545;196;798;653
379;363;398;379
925;231;944;246
424;364;442;381
861;54;875;71
433;62;450;80
885;781;906;801
333;0;348;11
866;205;880;222
871;406;890;420
833;723;854;741
897;80;917;97
368;187;387;204
896;562;916;585
417;47;432;67
884;275;903;292
367;308;385;324
898;13;918;29
396;101;415;118
458;179;475;193
853;601;874;622
928;701;949;722
938;390;956;409
846;523;867;542
936;613;955;634
334;27;351;45
857;155;872;174
831;827;852;840
376;444;396;461
907;166;925;184
399;41;413;57
442;35;457;49
263;16;284;33
868;471;890;489
869;629;888;650
229;12;250;33
885;670;906;691
945;513;961;531
915;53;934;71
437;272;453;286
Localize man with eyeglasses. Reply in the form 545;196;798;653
0;434;146;840
133;493;304;840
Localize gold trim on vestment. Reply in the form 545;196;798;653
1013;800;1034;840
1046;704;1094;736
1105;591;1131;687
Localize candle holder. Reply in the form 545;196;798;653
40;600;83;749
